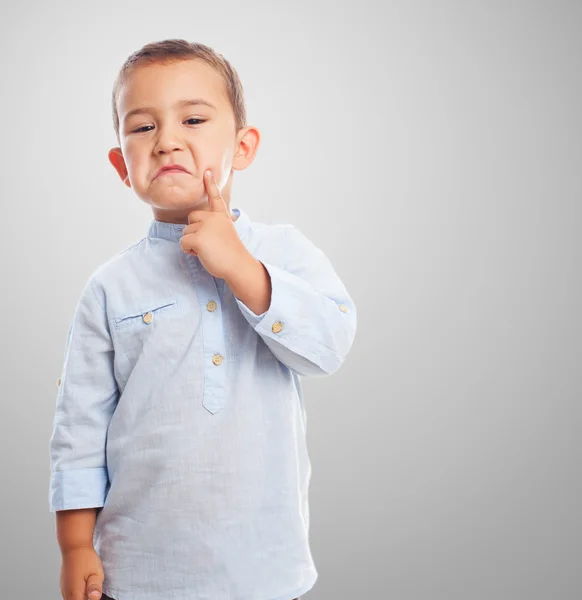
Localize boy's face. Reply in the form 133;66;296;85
109;59;259;223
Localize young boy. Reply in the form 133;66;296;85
49;39;357;600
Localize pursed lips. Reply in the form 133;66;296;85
154;166;190;179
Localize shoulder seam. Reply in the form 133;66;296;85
89;279;105;312
117;236;147;256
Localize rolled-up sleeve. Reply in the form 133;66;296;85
48;277;118;512
235;225;357;377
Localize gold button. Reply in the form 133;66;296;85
207;300;217;312
271;321;283;333
56;378;61;387
338;304;348;313
143;312;153;324
212;354;223;365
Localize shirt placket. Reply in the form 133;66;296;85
184;253;227;414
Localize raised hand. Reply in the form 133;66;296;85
179;169;249;280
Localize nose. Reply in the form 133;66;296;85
153;124;184;155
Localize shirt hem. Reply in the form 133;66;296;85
266;570;318;600
102;570;318;600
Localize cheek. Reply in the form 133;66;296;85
123;149;147;176
124;136;148;155
219;153;234;177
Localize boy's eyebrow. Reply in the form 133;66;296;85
122;98;217;123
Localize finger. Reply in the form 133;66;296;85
204;169;228;213
182;221;202;236
179;232;199;256
86;573;103;600
187;210;208;225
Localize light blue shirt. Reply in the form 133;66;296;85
48;207;357;600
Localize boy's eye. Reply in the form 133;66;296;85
131;119;206;133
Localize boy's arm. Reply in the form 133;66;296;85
49;277;118;514
56;508;99;553
230;224;357;377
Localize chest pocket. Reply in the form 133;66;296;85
110;297;179;368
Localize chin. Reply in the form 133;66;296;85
147;188;206;209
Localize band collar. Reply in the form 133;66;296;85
147;207;251;243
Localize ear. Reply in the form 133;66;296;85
231;126;261;173
108;147;131;188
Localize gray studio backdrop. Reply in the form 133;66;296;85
0;1;580;599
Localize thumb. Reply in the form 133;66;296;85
86;573;103;600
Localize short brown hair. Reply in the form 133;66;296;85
111;39;247;143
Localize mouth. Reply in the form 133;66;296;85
157;169;188;177
154;165;190;179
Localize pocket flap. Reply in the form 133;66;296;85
112;297;178;328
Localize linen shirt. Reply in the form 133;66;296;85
48;207;357;600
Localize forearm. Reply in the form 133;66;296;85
56;508;99;553
226;255;272;316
